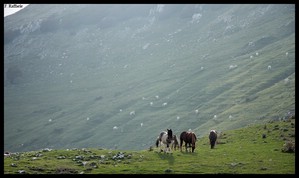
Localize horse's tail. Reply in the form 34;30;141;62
191;133;196;152
192;133;196;145
155;138;160;147
176;136;180;150
194;133;197;141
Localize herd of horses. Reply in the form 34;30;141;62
155;129;218;153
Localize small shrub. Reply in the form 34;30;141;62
262;134;266;139
281;141;295;153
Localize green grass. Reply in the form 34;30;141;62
4;4;295;153
4;117;295;174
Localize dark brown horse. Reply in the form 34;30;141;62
209;130;217;149
180;131;197;153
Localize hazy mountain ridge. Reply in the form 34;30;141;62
4;4;295;152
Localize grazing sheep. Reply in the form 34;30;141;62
229;65;237;70
162;102;167;106
130;111;135;116
268;65;272;70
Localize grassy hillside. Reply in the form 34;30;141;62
4;118;295;174
4;4;295;152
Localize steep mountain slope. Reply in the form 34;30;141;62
4;4;295;152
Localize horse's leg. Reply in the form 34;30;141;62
180;139;183;152
165;144;169;153
162;142;167;153
171;141;175;151
169;142;173;153
185;143;188;152
159;142;163;152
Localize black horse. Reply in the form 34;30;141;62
156;129;173;153
209;130;218;149
180;131;197;153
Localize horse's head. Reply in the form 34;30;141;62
167;129;173;140
210;130;217;134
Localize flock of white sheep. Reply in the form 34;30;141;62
110;51;291;131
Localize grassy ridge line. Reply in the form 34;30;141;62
4;118;295;174
4;4;295;153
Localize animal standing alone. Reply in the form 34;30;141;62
156;129;174;153
180;131;197;153
209;130;218;149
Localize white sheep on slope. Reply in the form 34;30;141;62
130;111;135;116
229;65;237;70
268;65;272;70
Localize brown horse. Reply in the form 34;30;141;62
180;131;197;153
